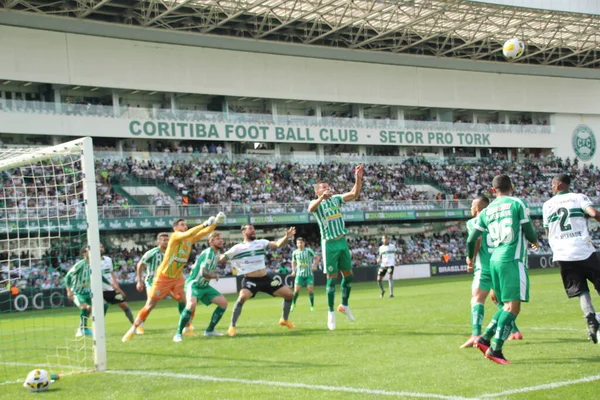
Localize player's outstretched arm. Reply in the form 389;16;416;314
268;227;296;249
341;164;364;202
308;191;332;212
135;260;146;292
585;205;600;223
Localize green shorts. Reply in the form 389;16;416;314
322;237;352;275
73;293;92;308
295;275;314;287
490;259;529;303
472;265;492;292
185;283;221;306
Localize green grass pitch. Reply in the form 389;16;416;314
2;268;600;400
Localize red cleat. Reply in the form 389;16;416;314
508;331;523;341
485;348;511;364
474;337;490;355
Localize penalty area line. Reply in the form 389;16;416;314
108;370;469;400
480;374;600;398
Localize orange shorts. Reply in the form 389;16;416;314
149;275;185;301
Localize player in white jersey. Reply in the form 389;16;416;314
376;235;397;298
543;174;600;343
100;244;135;325
219;224;297;337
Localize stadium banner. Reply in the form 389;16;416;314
364;211;417;220
250;214;309;225
430;261;469;277
415;209;470;219
125;119;510;148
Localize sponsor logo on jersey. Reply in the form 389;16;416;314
572;124;596;161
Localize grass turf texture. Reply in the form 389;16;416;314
2;268;600;400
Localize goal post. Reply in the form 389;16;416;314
0;137;106;384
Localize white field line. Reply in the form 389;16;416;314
479;374;600;398
108;369;470;400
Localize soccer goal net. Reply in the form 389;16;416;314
0;137;106;386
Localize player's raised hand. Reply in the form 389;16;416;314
321;189;333;200
286;227;296;239
355;164;364;179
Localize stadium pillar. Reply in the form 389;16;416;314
270;101;278;123
471;112;477;123
475;148;481;158
317;144;325;160
0;91;5;109
53;89;61;113
314;103;322;122
112;91;120;117
274;143;281;158
359;145;367;156
169;93;177;111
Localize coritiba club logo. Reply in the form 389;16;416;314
572;124;596;161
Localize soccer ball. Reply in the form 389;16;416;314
23;369;50;392
502;38;526;59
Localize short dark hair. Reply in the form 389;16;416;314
172;218;185;228
553;173;571;186
492;174;512;193
296;237;305;242
157;232;170;240
241;224;253;232
81;246;89;256
476;196;490;207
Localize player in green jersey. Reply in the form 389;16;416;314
308;164;364;330
467;175;538;364
174;231;228;342
134;232;169;335
65;246;93;338
290;237;321;312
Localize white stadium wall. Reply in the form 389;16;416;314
2;25;600;114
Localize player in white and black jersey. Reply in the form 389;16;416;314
543;174;600;343
100;244;135;325
219;224;296;337
376;235;397;298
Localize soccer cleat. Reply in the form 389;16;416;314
327;311;336;331
227;326;237;337
508;331;523;341
290;304;295;312
337;304;355;322
474;337;490;355
182;325;197;337
121;328;135;343
310;306;315;312
75;328;84;337
389;294;394;298
135;326;145;335
586;313;599;344
204;330;224;337
83;328;93;338
173;333;182;343
485;348;511;364
279;318;296;329
380;290;385;298
459;335;480;349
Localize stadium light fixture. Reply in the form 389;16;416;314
72;86;80;90
90;87;99;92
23;82;32;87
2;81;11;85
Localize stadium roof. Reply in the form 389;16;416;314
2;0;600;68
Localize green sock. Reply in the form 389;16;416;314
492;311;517;352
292;292;299;306
471;303;484;336
309;293;315;307
207;306;226;332
178;302;186;314
341;275;353;306
482;308;503;341
177;308;193;335
511;321;520;333
103;303;109;315
326;278;336;312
